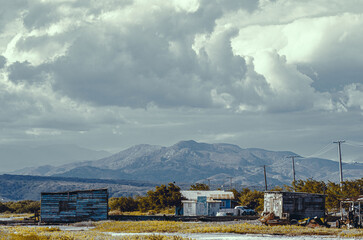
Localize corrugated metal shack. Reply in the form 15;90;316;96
181;190;235;216
263;191;325;220
41;188;108;223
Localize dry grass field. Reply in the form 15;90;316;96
0;220;362;239
0;226;190;240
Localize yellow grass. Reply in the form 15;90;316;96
1;221;362;239
0;226;191;240
0;213;33;219
94;221;193;233
94;221;363;238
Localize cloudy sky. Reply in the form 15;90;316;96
1;0;363;171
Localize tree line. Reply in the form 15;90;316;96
109;178;362;213
109;183;182;213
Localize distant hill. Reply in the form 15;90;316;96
0;174;156;201
11;140;363;187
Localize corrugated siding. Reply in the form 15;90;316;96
41;189;108;223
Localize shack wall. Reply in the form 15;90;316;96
182;200;221;216
41;189;108;223
182;201;196;216
208;202;222;216
282;192;325;219
217;199;232;209
196;196;207;216
264;192;283;217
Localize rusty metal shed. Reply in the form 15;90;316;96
41;188;108;223
263;191;325;220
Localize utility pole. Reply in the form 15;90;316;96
263;165;268;191
333;140;345;187
286;155;301;191
227;177;233;189
207;178;211;189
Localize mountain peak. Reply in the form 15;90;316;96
173;140;198;148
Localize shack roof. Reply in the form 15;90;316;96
181;190;234;200
182;199;222;203
41;188;108;195
341;195;363;202
264;191;326;197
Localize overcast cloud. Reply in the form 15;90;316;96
1;0;363;171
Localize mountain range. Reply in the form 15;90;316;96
10;140;363;187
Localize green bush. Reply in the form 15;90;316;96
109;183;182;213
0;200;40;213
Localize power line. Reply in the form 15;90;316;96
304;142;335;158
345;140;363;147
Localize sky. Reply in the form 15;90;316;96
1;0;363;172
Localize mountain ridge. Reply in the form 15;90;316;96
10;140;363;186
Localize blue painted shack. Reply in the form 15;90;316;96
41;188;108;223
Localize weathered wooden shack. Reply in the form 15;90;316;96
263;191;325;220
41;188;108;223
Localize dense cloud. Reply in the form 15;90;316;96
1;0;363;171
0;56;6;69
2;0;362;112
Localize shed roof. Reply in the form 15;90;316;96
182;199;222;203
41;188;108;195
181;190;234;200
264;191;325;197
341;195;363;202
